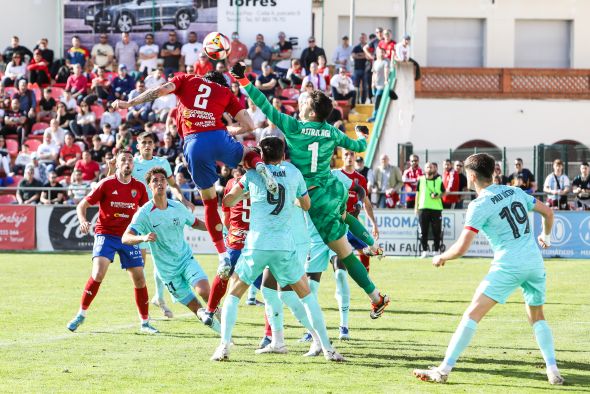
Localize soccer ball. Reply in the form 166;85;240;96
203;32;231;61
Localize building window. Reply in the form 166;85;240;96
427;18;485;67
515;20;571;68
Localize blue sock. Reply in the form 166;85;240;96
300;293;332;351
533;320;557;368
334;269;350;328
261;286;284;332
279;290;314;332
220;295;239;345
441;317;478;371
309;279;320;297
154;267;165;301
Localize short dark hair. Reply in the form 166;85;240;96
259;137;285;163
581;162;589;167
137;131;155;142
465;153;495;182
204;71;229;88
309;90;333;122
145;166;168;184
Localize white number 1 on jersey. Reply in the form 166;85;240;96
193;84;211;109
308;142;319;173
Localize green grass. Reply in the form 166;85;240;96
0;253;589;393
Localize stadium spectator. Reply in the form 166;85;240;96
115;32;139;72
3;36;33;64
330;67;357;109
150;89;176;123
354;155;374;186
508;158;536;193
144;68;166;89
55;101;74;131
138;33;159;74
271;31;293;78
1;99;26;139
100;151;114;175
333;36;353;72
45;119;65;146
56;133;82;176
364;28;384;60
493;175;503;185
91;34;115;71
157;132;179;168
87;67;112;103
317;55;331;82
215;165;232;199
37;88;57;123
27;49;51;86
247;98;267;137
543;158;571;210
173;171;194;203
75;150;100;182
215;62;232;86
66;36;89;69
572;162;590;210
454;160;468;209
194;52;214;77
441;159;460;209
394;34;421;80
12;142;32;175
29;153;48;184
297;81;314;108
89;135;108;163
494;161;509;185
300;36;326;73
17;165;42;204
67;169;89;205
65;64;88;103
378;29;396;61
60;89;77;112
372;154;403;208
40;170;66;205
258;121;285;143
71;102;97;137
300;62;326;92
248;34;272;76
230;81;247;108
186;65;195;75
351;33;370;105
368;47;389;122
160;31;182;75
37;130;59;167
174;152;191;180
115;124;133;152
112;64;135;100
2;52;27;87
33;38;54;66
180;31;202;72
402;154;423;209
100;104;121;131
285;58;306;88
415;162;445;258
228;32;248;67
325;99;345;132
255;62;278;99
0;137;12;186
126;80;151;126
13;79;36;123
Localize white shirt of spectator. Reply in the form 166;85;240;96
152;94;177;112
15;152;32;168
45;126;65;146
395;42;410;62
0;155;10;175
544;173;571;201
300;73;326;92
61;96;77;111
91;43;115;70
144;75;166;90
247;106;267;138
99;133;115;147
330;74;355;95
36;142;59;165
332;45;353;71
372;59;388;89
100;111;122;130
115;40;139;71
138;44;160;72
181;41;203;67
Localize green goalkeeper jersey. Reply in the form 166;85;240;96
244;84;367;188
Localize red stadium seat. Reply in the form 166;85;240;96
5;138;18;158
24;138;42;151
0;194;17;204
50;87;64;100
5;87;17;97
11;175;23;186
31;85;42;101
91;104;104;119
280;88;300;100
56;175;70;185
284;104;296;115
32;122;49;133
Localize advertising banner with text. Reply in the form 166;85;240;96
0;205;36;250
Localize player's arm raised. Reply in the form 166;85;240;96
533;199;554;248
432;229;477;268
222;181;245;208
112;82;176;110
335;124;368;153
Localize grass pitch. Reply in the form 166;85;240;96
0;253;589;393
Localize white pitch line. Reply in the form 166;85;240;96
0;313;196;348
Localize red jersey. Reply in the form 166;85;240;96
402;166;424;202
60;144;82;162
75;159;100;181
339;169;368;214
222;177;250;250
170;73;244;136
85;175;148;237
378;39;396;60
442;169;460;204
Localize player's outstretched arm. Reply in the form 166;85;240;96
227;109;255;136
222;182;245;208
533;199;554;248
334;124;368;153
122;228;156;245
432;229;476;267
112;82;176;110
191;217;207;231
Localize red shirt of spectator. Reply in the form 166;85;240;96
442;167;460;205
65;73;88;93
402;161;423;203
223;176;250;250
27;56;51;83
60;142;82;162
75;152;101;181
378;39;396;60
193;56;214;77
85;174;148;237
339;169;368;213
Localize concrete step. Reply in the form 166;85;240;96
355;104;374;115
348;112;371;123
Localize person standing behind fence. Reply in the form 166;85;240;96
508;158;536;194
414;162;445;258
372;154;402;208
442;159;460;209
402;154;423;209
454;160;468;209
572;162;590;210
543;159;571;210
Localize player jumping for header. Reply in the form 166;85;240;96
413;153;563;385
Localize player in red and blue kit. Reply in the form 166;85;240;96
113;71;278;278
66;151;158;334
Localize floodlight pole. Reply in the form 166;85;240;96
349;0;355;42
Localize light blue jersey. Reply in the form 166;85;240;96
465;184;540;272
132;156;173;198
128;199;196;278
240;161;308;251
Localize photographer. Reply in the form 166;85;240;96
414;162;445;258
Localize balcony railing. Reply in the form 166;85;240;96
415;67;590;99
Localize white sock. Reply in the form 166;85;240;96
78;308;87;317
271;330;285;348
369;288;381;304
438;363;453;374
141;318;149;324
547;365;559;374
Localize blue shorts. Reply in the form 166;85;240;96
227;246;243;267
158;257;208;305
347;231;367;250
235;249;302;288
476;266;546;306
183;130;244;189
92;234;144;269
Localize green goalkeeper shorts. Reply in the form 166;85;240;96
307;176;349;244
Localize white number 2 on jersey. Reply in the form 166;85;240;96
193;84;211;109
307;142;319;173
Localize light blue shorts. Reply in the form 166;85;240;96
296;242;310;267
235;249;303;288
158;257;208;305
476;266;546;306
305;241;336;274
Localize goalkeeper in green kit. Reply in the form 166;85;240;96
231;63;390;318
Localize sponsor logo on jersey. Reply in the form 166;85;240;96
110;201;135;209
114;213;130;219
112;190;118;195
131;189;137;198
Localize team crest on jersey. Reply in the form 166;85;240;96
173;217;180;226
131;189;137;198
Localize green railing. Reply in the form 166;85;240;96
365;64;397;166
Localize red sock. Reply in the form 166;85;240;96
359;253;370;274
264;313;272;337
243;150;263;169
203;197;226;253
81;277;102;310
206;275;229;313
134;286;149;320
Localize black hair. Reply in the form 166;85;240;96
308;90;333;122
581;162;589;167
464;153;495;183
145;166;168;184
259;137;285;163
137;131;156;142
204;71;229;88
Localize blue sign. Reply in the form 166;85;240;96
534;211;590;259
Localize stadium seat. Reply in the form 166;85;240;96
5;138;18;158
0;194;17;204
280;88;300;100
30;85;42;101
49;87;64;100
24;138;42;151
91;104;105;119
282;99;297;108
32;122;49;133
56;175;69;185
75;141;86;151
5;87;17;97
11;175;23;186
284;104;296;115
